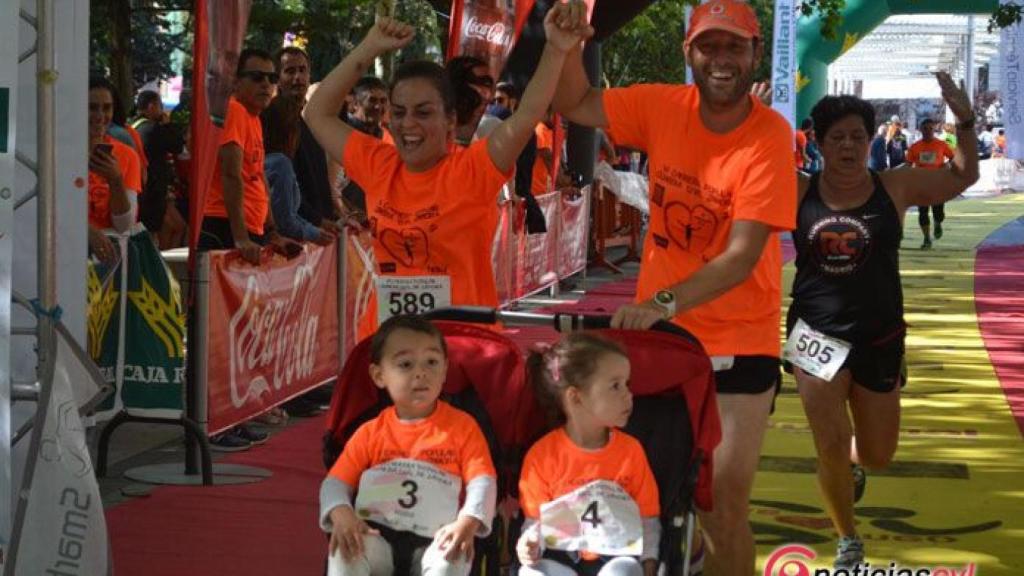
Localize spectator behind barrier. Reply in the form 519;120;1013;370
262;95;338;246
132;90;186;248
276;46;341;232
87;76;143;266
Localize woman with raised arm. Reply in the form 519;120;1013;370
305;5;592;338
785;72;978;570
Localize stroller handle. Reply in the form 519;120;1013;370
422;307;700;345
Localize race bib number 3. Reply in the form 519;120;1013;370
354;459;461;538
539;480;643;556
783;318;852;382
376;276;451;324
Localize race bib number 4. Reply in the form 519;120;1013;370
539;480;643;557
783;318;852;382
375;276;451;324
354;459;461;538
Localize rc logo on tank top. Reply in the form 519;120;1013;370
808;215;872;275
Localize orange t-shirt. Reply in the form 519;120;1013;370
342;130;511;339
88;135;142;230
794;129;807;169
327;401;496;488
532;123;554;195
907;138;954;170
204;97;269;235
603;84;797;357
519;428;659;519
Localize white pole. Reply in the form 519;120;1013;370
966;14;976;106
4;0;56;572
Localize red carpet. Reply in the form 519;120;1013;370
106;416;328;576
974;219;1024;438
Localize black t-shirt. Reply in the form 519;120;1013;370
788;172;904;344
134;118;184;194
294;119;334;226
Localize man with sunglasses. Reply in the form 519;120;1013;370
199;48;300;451
201;47;299;268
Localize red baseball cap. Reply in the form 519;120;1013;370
685;0;760;48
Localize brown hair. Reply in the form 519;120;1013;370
526;333;628;425
370;314;447;364
261;95;301;157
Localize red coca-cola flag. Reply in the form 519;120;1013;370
448;0;536;80
205;243;340;435
188;0;253;272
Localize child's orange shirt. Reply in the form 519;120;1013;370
519;428;659;520
328;401;495;488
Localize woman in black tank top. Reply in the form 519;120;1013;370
788;75;979;570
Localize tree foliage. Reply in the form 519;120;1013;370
90;0;191;105
602;0;776;87
91;0;1024;106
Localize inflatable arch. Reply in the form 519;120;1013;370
796;0;998;122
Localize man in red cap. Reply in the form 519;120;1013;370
553;1;796;574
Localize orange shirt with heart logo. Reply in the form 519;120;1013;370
603;84;797;357
342;130;512;340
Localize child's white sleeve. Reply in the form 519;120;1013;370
319;476;355;532
641;516;661;561
459;475;497;537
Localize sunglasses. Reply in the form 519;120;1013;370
239;70;279;84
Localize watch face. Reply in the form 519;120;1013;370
656;291;673;304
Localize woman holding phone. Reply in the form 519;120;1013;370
88;76;143;265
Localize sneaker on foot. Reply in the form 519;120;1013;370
853;464;867;503
934;222;943;239
921;237;932;250
236;424;269;445
210;431;251;452
835;535;865;570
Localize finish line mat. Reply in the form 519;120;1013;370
757;193;1024;574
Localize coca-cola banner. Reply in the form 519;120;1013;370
517;191;560;296
205;243;339;435
448;0;536;80
557;188;589;279
344;230;376;357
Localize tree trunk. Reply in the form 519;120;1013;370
108;0;134;115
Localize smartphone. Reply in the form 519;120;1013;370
95;143;114;155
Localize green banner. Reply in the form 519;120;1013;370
0;87;8;153
89;231;185;415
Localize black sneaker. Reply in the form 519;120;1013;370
236;424;269;445
921;237;932;250
210;431;251;452
934;222;943;239
853;464;867;503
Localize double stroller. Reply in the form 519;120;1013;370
323;309;721;576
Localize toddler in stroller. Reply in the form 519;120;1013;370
322;310;720;576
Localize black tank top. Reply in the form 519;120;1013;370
788;172;904;344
